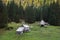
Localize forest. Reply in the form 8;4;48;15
0;0;60;28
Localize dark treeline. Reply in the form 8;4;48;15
0;0;60;28
0;0;8;28
48;1;60;26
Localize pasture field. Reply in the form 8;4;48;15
0;22;60;40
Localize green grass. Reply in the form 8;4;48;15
0;22;60;40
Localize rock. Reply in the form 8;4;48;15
23;24;30;32
16;27;24;34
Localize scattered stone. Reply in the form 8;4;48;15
16;24;30;34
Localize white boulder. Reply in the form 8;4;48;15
23;24;30;32
16;27;24;34
40;20;46;25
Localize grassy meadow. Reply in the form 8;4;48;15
0;22;60;40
